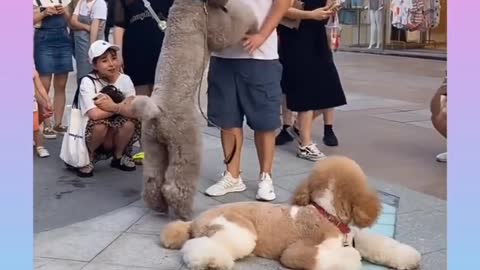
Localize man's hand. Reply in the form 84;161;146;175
243;33;268;55
94;94;118;113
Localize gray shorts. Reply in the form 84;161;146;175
207;57;282;131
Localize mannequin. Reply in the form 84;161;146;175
367;0;384;49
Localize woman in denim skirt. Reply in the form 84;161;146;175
34;0;73;139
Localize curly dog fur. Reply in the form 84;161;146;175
131;0;257;220
161;156;421;270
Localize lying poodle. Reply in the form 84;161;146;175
160;156;421;270
131;0;257;220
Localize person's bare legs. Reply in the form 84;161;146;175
221;128;243;179
113;120;136;158
39;74;56;138
297;110;314;146
322;108;339;147
87;124;109;158
281;95;294;126
254;131;276;174
276;96;296;145
78;124;108;176
296;110;326;161
52;73;68;130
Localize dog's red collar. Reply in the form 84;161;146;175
313;203;351;234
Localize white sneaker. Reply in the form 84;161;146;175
36;146;50;158
256;173;276;201
436;152;447;163
205;171;246;197
297;143;327;161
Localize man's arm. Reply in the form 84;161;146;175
259;0;293;38
243;0;292;54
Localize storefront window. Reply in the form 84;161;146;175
338;0;447;56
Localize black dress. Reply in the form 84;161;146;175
114;0;174;86
278;0;347;112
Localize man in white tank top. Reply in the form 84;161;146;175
205;0;292;201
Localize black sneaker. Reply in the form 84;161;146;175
275;128;293;145
323;132;339;147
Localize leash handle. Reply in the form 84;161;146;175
142;0;167;31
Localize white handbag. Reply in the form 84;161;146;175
59;77;94;168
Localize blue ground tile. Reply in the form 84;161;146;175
362;261;390;270
370;224;395;238
376;213;396;225
381;203;397;214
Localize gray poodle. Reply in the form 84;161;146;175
132;0;257;220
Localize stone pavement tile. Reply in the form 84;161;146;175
405;120;434;129
420;251;447;270
395;210;446;254
69;206;148;232
273;173;310;192
373;109;431;123
127;211;170;235
34;227;119;261
368;178;446;214
34;257;86;270
178;257;289;270
337;96;414;112
91;233;183;269
128;193;220;235
82;262;160;270
202;133;223;150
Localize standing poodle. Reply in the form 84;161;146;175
160;156;421;270
132;0;257;220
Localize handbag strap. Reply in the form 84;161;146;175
72;75;97;109
142;0;167;31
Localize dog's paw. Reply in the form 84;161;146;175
314;246;362;270
337;246;362;270
389;244;421;270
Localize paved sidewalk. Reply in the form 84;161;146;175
35;52;446;269
34;131;446;270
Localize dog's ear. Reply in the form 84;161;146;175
352;189;381;228
292;179;311;206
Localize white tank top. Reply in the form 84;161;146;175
212;0;279;60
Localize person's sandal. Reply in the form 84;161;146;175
111;155;136;171
53;124;68;134
77;163;94;178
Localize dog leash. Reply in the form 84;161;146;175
197;2;237;165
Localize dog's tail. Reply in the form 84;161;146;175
160;220;192;250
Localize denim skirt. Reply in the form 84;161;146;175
34;27;74;75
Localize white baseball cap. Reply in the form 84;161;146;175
88;40;120;64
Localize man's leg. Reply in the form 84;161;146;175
240;59;283;201
204;57;246;197
221;128;243;178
